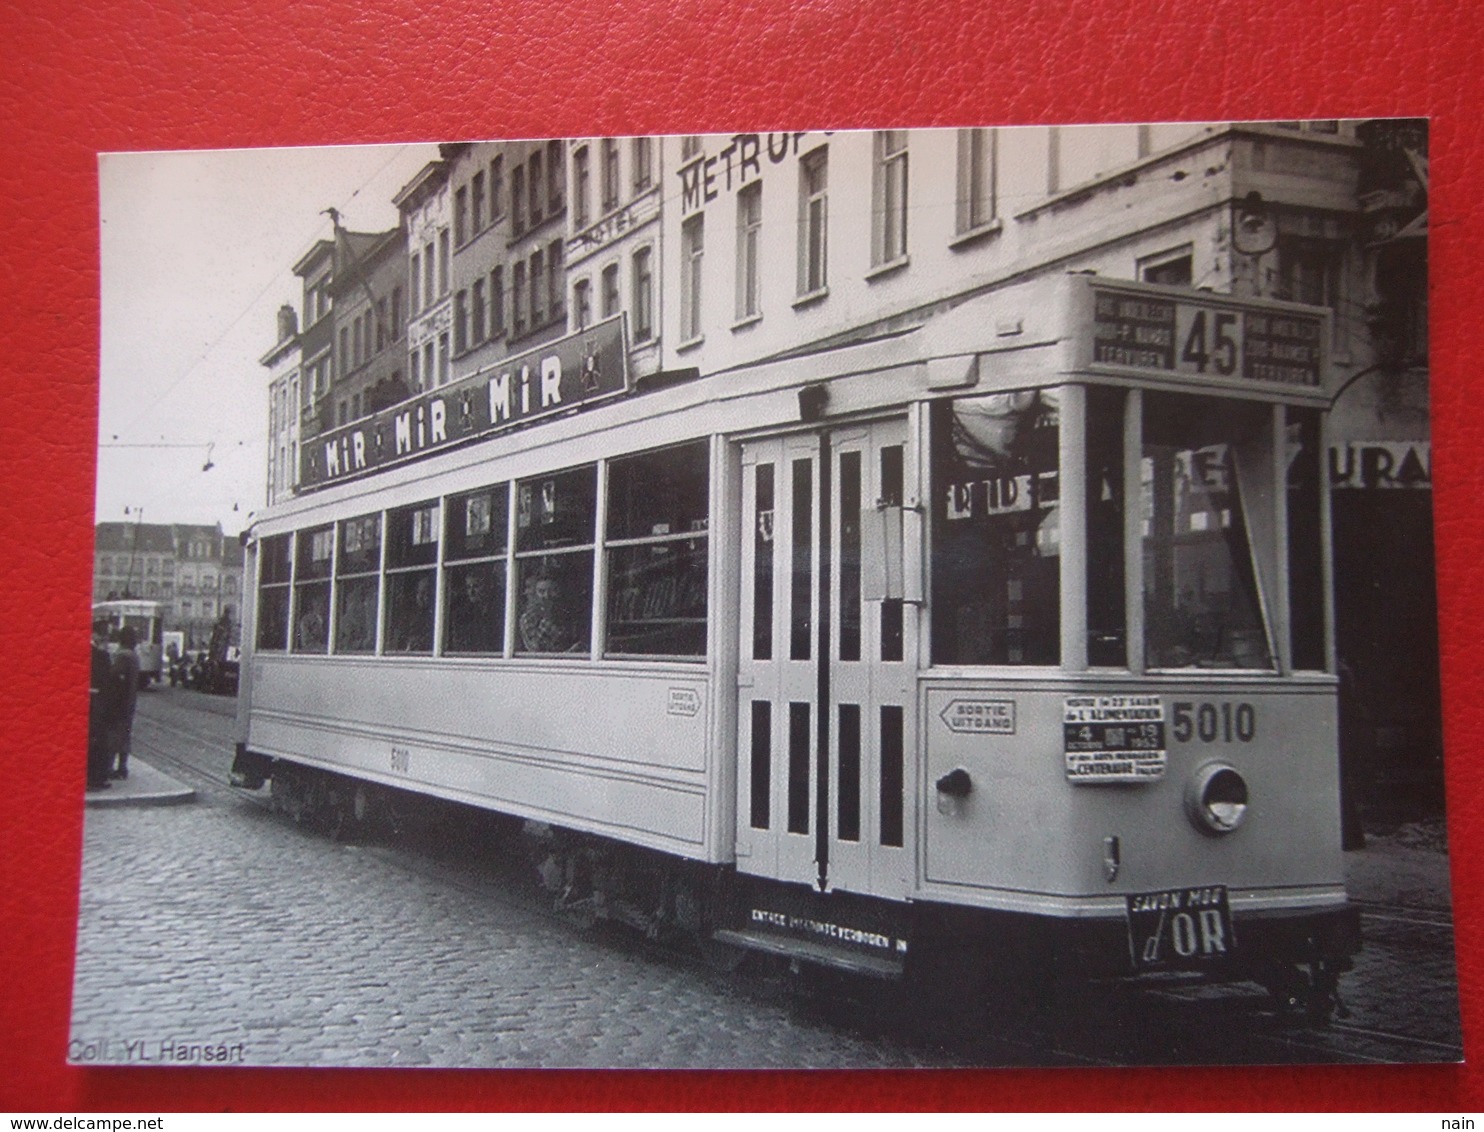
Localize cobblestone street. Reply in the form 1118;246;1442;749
68;688;1465;1070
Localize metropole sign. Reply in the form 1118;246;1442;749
299;315;629;492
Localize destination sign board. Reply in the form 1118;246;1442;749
300;316;628;491
1088;287;1323;387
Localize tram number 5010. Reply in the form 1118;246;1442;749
1171;701;1256;744
390;746;412;774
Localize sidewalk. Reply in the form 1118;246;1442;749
1344;832;1455;912
84;757;195;809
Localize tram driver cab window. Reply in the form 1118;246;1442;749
931;389;1061;666
1141;393;1274;670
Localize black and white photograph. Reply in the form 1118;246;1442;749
74;120;1458;1069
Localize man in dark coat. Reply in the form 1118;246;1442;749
109;626;141;779
87;619;117;790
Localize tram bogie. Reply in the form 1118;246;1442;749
233;276;1360;1024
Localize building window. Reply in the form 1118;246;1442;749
491;266;505;337
601;262;620;319
423;242;435;308
798;147;828;296
1139;245;1194;286
1277;236;1342;309
376;298;388;351
573;145;591;228
872;130;909;267
391;286;403;340
633;246;654;341
529;149;544;226
423;341;435;389
437;332;449;385
547;139;564;214
351;392;361;419
956;128;997;234
681;214;704;343
490;155;505;220
471;171;485;233
530;251;545;327
454;290;468;353
681;135;702;160
573;278;592;330
410;252;421;311
548;241;563;320
513;261;527;334
339;327;350;376
438;230;449;295
512;164;526;233
735;181;762;321
602;137;620;212
454;186;468;245
410;348;420;391
632;137;653;192
471;278;486;345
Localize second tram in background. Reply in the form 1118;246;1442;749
92;599;166;686
233;275;1358;1019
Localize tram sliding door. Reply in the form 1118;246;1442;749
735;420;916;900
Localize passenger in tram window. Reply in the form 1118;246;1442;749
296;590;328;651
389;574;435;653
447;566;502;653
519;570;575;653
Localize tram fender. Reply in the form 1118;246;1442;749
229;743;272;790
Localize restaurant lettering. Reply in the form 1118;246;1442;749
300;316;628;491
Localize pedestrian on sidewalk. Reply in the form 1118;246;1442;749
109;625;141;780
86;619;117;791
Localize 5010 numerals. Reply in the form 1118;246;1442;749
1171;701;1255;744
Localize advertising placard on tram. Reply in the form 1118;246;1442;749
300;315;629;491
1075;281;1327;390
1063;695;1167;783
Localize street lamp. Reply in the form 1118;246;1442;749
122;505;144;598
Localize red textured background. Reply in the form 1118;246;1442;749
2;0;1479;1111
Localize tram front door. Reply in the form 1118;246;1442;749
735;419;918;901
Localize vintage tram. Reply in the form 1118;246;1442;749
233;274;1358;1018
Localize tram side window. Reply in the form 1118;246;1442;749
294;525;333;654
930;390;1061;666
335;513;382;654
443;484;509;655
384;502;438;654
1142;393;1272;670
605;442;709;657
515;465;596;655
257;533;292;651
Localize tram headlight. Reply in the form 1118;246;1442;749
1185;763;1249;835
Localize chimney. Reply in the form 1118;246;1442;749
277;304;299;343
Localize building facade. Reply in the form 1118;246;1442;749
263;303;301;506
326;224;408;428
394;160;452;393
94;521;245;645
